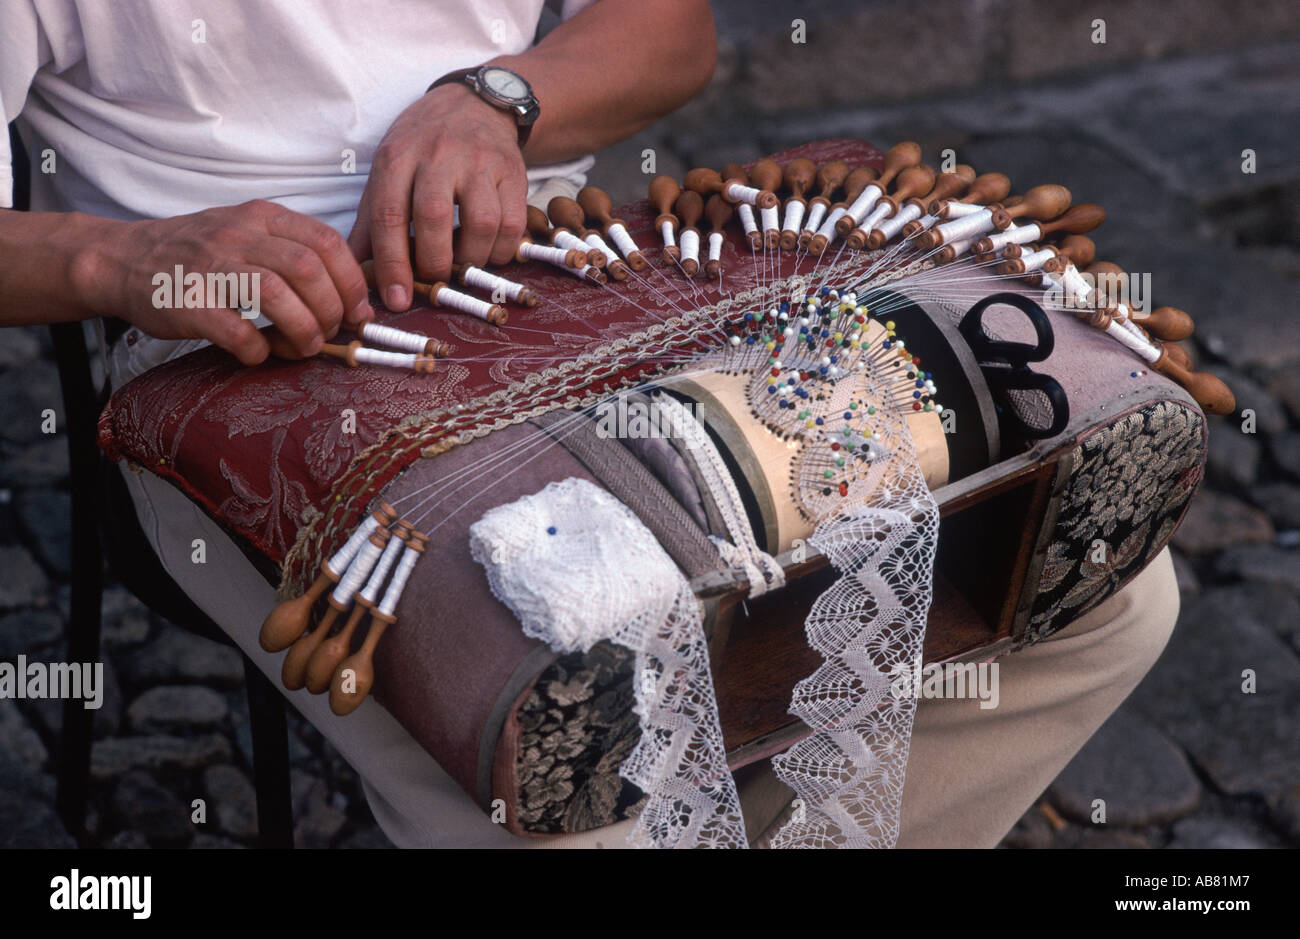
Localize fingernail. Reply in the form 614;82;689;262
349;299;373;324
385;285;408;310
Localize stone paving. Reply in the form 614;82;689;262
1;20;1298;848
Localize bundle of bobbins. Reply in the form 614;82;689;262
642;141;1234;416
259;502;429;714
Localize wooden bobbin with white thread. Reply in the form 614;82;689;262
259;504;397;653
330;529;428;716
414;280;509;326
836;141;922;235
845;164;936;250
577;185;650;272
720;163;762;251
973;203;1105;256
320;340;438;373
547;196;628;281
807;166;879;255
451;262;538;307
528;204;600;268
778;157;817;251
674;189;705;277
282;525;391;691
514;236;585;270
799;159;850;250
649;174;683;262
685;165;779;210
871;164;975;248
704;194;733;279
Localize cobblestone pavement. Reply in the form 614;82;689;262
2;24;1298;848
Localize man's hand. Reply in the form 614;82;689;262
77;200;372;366
347;83;529;312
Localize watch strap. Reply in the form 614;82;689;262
427;67;533;148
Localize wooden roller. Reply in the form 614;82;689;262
649;174;682;262
577;185;650;272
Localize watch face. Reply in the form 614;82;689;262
480;67;530;103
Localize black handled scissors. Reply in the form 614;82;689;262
959;292;1069;440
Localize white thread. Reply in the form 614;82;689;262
981;222;1040;254
856;202;892;238
804;201;829;237
737;204;758;238
942;201;986;218
607;223;640;259
842;182;884;227
332;537;385;605
462;266;527;302
359;531;406;605
378;542;420;617
519;242;572;267
679;229;701;266
360;322;430;355
1018;246;1056;273
353;347;424;370
781;200;806;238
552;230;588;255
660;220;676;249
708;231;724;263
585;232;617;264
760;204;780;234
726;181;763;205
434;285;497;321
327;515;379;577
876;203;923;242
816;206;848;245
933;208;995;244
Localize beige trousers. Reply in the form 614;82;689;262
123;465;1179;849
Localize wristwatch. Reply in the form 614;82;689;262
427;65;540;147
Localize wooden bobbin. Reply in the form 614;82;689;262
704;194;733;279
973;202;1105;255
577;186;650;272
845;164;936;250
319;340;438;373
546;196;607;268
927;172;1011;217
450;262;538;308
834;140;921;235
1084;261;1195;341
799;160;851;250
807;166;878;255
896;164;976;241
779;157;817;250
722;163;763;251
991;185;1072;230
256;498;394;654
685;166;779;210
329;531;428;716
413;279;508;326
649;175;682;262
674;189;705;276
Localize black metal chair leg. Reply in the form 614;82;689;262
242;654;294;848
51;322;104;846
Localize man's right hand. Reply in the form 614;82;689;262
77;200;372;366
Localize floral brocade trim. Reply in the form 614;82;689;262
1023;399;1205;645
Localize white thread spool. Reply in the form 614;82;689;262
942;236;977;261
707;231;724;264
842;182;884;227
378;542;420;617
1105;317;1162;363
360;322;431;355
461;265;528;303
352;347;425;370
1060;265;1093;303
585;232;618;263
815;206;848;244
552;230;589;256
737;204;758;241
942;201;987;218
679;228;701;267
781;200;806;240
803;202;829;238
759;204;780;236
519;242;572;267
607;223;640;260
980;222;1039;254
327;516;380;577
1017;246;1057;274
660;220;676;250
725;181;764;205
857;201;892;237
433;285;498;322
359;531;406;606
876;203;923;243
332;536;386;606
933;208;996;245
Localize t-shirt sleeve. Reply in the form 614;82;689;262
0;2;51;208
547;0;599;22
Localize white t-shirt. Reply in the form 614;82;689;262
2;0;594;227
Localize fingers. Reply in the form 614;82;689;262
454;172;504;272
271;212;372;328
411;165;455;284
491;172;529;268
199;308;271;366
367;150;416;312
256;237;345;347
